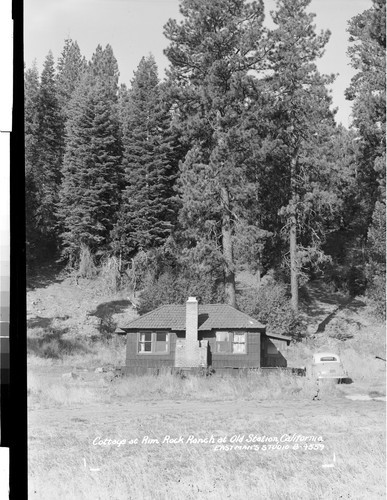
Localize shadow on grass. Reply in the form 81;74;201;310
27;316;53;329
315;298;366;334
27;327;90;359
89;300;131;319
88;300;131;336
305;280;367;334
27;315;70;330
27;260;67;291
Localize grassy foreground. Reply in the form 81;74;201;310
28;368;386;500
28;369;338;407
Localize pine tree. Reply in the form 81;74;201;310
89;44;120;102
113;55;176;260
35;51;63;244
56;38;87;115
57;46;123;264
164;0;266;307
117;83;130;128
262;0;336;313
25;61;40;182
346;0;386;316
346;0;386;229
25;61;41;263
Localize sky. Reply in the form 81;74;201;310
24;0;372;128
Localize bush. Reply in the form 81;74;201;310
129;247;177;290
27;331;90;359
100;256;122;294
347;266;367;297
366;271;386;321
325;318;355;341
365;206;386;318
324;264;349;293
325;264;368;297
238;275;305;340
78;244;97;279
138;270;225;315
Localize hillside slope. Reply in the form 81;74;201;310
27;266;385;379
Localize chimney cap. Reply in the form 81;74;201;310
187;296;197;302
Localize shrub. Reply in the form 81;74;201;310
325;264;368;297
129;247;177;290
347;266;367;297
78;244;97;279
324;264;349;293
138;270;224;315
325;318;355;341
100;256;122;294
238;275;305;340
27;331;90;359
366;271;386;321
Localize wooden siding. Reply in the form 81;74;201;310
125;331;179;373
260;337;287;367
124;330;287;372
199;331;261;369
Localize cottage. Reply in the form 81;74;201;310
119;297;291;374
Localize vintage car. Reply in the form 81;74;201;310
311;352;348;381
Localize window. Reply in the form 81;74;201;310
320;356;337;362
139;332;152;352
216;331;231;353
155;332;168;352
216;331;246;354
232;333;246;353
138;332;169;354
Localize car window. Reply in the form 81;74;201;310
320;356;337;361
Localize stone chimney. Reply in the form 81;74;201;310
185;297;199;366
175;297;208;369
186;296;198;339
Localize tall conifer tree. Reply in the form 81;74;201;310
113;56;176;259
263;0;336;313
346;0;386;312
35;51;63;243
25;61;41;263
89;44;120;102
57;45;123;264
346;0;386;227
164;0;266;307
56;39;87;115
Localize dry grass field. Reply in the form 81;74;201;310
27;268;386;499
28;368;385;500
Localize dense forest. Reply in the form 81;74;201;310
25;0;386;334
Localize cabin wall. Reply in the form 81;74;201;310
125;331;178;374
199;331;262;369
260;337;287;367
124;330;289;373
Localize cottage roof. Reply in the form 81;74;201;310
120;303;266;331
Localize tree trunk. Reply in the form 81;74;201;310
256;267;261;286
289;208;298;314
220;186;236;308
289;149;299;314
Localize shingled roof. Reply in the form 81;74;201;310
120;303;266;331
